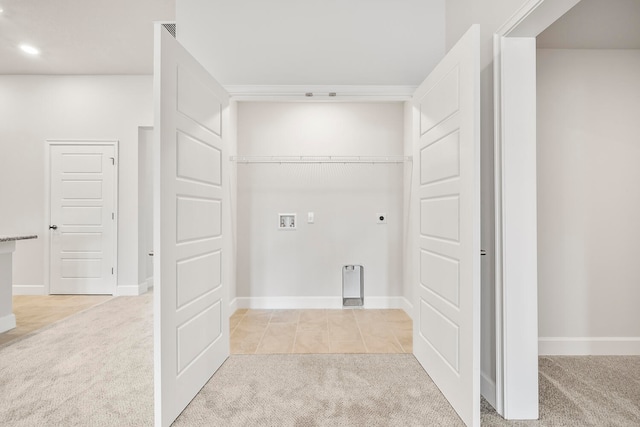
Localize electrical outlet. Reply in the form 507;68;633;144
377;213;387;224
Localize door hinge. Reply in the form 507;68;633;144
110;157;115;165
112;212;115;220
111;267;114;275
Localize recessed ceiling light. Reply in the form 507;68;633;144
20;44;40;55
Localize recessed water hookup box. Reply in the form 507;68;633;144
343;265;364;307
278;213;296;230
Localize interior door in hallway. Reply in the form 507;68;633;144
49;142;117;295
412;25;481;427
154;26;230;427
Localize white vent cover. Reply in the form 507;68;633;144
162;23;176;38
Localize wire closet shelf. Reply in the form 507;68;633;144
229;155;412;164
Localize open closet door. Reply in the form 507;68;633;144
412;25;481;427
154;26;230;427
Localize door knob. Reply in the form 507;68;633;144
49;225;58;230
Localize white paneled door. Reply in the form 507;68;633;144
49;143;117;295
154;27;230;427
412;25;481;426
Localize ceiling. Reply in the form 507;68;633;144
538;0;640;49
176;0;445;86
0;0;445;85
2;0;638;80
0;0;175;74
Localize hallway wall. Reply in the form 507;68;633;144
0;75;153;295
537;49;640;354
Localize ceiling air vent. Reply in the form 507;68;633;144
162;23;176;38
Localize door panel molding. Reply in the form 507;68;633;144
154;25;230;427
412;25;481;427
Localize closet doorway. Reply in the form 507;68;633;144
494;0;640;419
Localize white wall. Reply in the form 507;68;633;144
0;75;153;295
537;49;640;354
402;101;415;307
235;102;406;308
228;101;239;310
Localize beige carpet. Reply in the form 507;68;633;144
483;356;640;426
0;293;154;426
174;353;463;426
1;292;639;426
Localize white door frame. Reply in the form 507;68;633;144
138;126;154;293
493;0;582;419
44;139;119;295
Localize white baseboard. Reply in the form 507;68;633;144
233;296;413;317
396;297;415;320
145;277;154;290
235;297;342;309
481;372;497;408
229;297;238;315
15;283;153;296
116;282;148;296
363;297;413;317
0;313;16;333
539;337;640;355
12;284;45;295
400;298;414;320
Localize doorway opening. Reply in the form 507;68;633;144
494;0;640;419
154;24;482;426
231;100;411;355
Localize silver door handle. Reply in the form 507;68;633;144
480;249;487;256
49;225;58;230
148;251;154;257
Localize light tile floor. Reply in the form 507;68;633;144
0;295;113;347
230;308;413;355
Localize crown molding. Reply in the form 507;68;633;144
224;85;416;101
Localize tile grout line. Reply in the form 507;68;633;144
290;310;301;354
326;309;333;353
390;324;407;353
321;310;330;354
352;309;370;354
231;309;412;356
324;309;333;354
253;311;273;354
229;310;246;337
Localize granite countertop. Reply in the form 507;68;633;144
0;235;38;242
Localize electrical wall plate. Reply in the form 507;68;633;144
376;213;387;224
278;213;297;230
